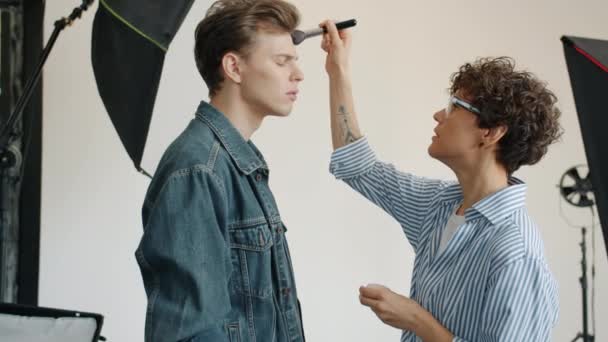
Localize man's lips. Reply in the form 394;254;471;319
287;90;299;101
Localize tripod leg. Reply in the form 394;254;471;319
571;333;582;342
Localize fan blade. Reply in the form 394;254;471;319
562;186;576;197
579;193;594;207
567;168;582;182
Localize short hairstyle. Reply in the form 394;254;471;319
194;0;300;97
450;57;563;174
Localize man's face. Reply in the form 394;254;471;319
427;90;484;165
238;30;304;117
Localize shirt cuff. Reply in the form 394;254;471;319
329;137;377;179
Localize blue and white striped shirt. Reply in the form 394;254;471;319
329;138;559;342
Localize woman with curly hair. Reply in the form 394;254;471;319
320;20;562;341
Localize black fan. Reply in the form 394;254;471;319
559;165;595;207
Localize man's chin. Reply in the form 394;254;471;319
267;106;293;117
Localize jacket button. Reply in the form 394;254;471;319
256;173;262;181
282;288;291;296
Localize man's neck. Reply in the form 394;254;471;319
210;93;264;141
452;158;509;215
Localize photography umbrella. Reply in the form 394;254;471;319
91;0;195;176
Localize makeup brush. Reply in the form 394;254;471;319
291;19;357;45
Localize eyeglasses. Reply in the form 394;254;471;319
446;96;481;116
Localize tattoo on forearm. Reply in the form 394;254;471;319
338;105;357;144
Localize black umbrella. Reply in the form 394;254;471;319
562;35;608;256
91;0;195;176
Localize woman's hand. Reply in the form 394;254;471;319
319;19;352;77
359;284;423;331
359;284;454;342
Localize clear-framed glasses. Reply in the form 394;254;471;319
446;96;482;116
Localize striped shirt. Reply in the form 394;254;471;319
329;138;559;342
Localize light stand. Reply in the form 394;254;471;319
570;226;594;342
559;165;597;342
0;0;94;162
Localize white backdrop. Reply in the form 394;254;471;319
40;0;608;341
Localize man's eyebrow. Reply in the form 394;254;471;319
273;54;299;61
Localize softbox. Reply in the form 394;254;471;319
0;303;104;342
562;35;608;258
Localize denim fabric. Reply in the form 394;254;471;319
136;101;304;342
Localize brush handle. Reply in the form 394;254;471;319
305;19;358;38
333;19;357;31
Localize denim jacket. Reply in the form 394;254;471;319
136;101;304;342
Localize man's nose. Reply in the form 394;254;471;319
292;65;304;82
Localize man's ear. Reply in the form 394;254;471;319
221;52;243;84
481;125;508;147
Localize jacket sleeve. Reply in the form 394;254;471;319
136;168;234;342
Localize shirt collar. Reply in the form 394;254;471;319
195;101;268;175
443;177;527;225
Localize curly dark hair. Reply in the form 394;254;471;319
194;0;300;97
449;57;563;174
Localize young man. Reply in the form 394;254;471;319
135;1;305;341
320;21;561;341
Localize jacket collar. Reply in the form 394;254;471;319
196;101;267;175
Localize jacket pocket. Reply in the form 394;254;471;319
229;224;274;298
229;223;273;251
226;321;241;342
